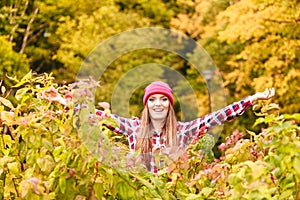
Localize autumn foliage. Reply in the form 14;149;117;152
1;0;300;199
0;73;299;199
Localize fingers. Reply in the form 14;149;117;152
266;88;275;98
263;88;275;99
270;88;275;97
252;88;275;101
98;102;110;110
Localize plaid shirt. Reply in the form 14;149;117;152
96;96;253;174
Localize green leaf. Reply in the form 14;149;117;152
24;167;35;180
7;162;19;175
292;113;300;120
0;97;14;109
48;192;56;199
205;150;214;163
116;182;129;199
20;71;32;82
42;138;53;151
282;113;300;120
0;111;14;124
93;182;104;199
253;117;265;127
13;79;28;88
246;130;256;138
59;176;66;194
279;189;293;200
200;187;213;197
37;155;55;174
15;88;29;101
134;174;160;198
49;120;59;133
186;193;202;200
293;157;300;176
1;86;6;94
3;134;14;148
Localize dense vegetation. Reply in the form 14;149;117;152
0;72;299;199
0;0;299;199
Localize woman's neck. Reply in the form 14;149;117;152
150;119;165;132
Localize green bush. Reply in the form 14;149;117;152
0;72;299;199
0;36;30;88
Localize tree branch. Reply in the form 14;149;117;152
264;18;300;24
27;22;49;44
19;6;39;54
294;174;299;200
9;0;29;43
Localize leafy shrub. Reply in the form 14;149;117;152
0;36;30;88
0;72;299;199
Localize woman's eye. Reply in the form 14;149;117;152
162;98;168;101
148;98;154;102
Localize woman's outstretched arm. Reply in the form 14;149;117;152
40;86;138;137
178;88;275;146
95;102;140;137
75;101;139;137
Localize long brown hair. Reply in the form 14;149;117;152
136;104;178;169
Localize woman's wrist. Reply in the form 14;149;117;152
250;94;258;103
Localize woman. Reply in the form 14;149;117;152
95;81;275;173
43;81;275;173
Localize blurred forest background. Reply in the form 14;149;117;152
0;0;299;136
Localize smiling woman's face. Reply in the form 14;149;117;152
147;94;170;120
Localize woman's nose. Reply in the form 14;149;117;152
154;99;162;105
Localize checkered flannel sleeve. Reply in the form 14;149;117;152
73;104;136;137
178;96;253;146
94;109;138;137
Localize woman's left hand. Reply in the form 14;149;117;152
40;86;68;106
251;88;275;101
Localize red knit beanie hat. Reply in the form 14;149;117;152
143;81;174;106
